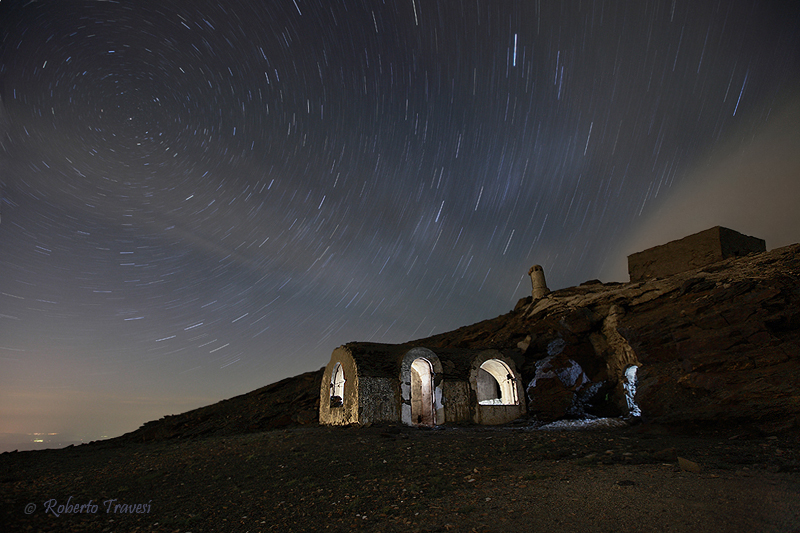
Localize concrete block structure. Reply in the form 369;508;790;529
319;343;526;427
627;226;765;282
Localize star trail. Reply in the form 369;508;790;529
1;0;799;446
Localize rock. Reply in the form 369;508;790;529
293;410;317;424
526;375;576;421
514;296;532;311
527;354;592;420
678;457;702;473
569;380;620;418
678;277;717;296
266;414;293;429
517;335;532;353
559;307;600;334
619;247;800;430
653;447;678;462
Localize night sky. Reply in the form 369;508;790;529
1;0;799;446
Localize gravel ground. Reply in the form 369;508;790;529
2;423;799;532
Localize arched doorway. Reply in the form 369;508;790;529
469;351;527;425
410;358;435;426
400;348;445;426
476;359;519;405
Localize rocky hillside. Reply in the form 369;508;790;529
406;243;800;433
119;243;800;442
118;369;322;443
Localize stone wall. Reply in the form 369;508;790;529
627;226;765;282
442;381;471;423
358;376;399;425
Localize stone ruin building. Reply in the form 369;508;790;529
320;226;766;427
627;226;765;282
319;343;526;427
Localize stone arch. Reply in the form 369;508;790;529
469;350;527;425
477;358;519;406
400;348;445;426
319;347;359;426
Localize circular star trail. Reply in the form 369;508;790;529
1;0;798;443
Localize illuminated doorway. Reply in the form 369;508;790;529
400;347;444;426
330;362;345;408
410;357;435;426
476;359;518;405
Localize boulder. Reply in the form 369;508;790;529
527;354;589;420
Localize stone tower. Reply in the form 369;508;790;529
528;265;550;299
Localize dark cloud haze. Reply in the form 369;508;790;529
1;0;798;446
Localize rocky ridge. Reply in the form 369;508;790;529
120;369;323;443
119;244;800;443
407;243;800;432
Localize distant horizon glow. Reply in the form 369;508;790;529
0;0;798;448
